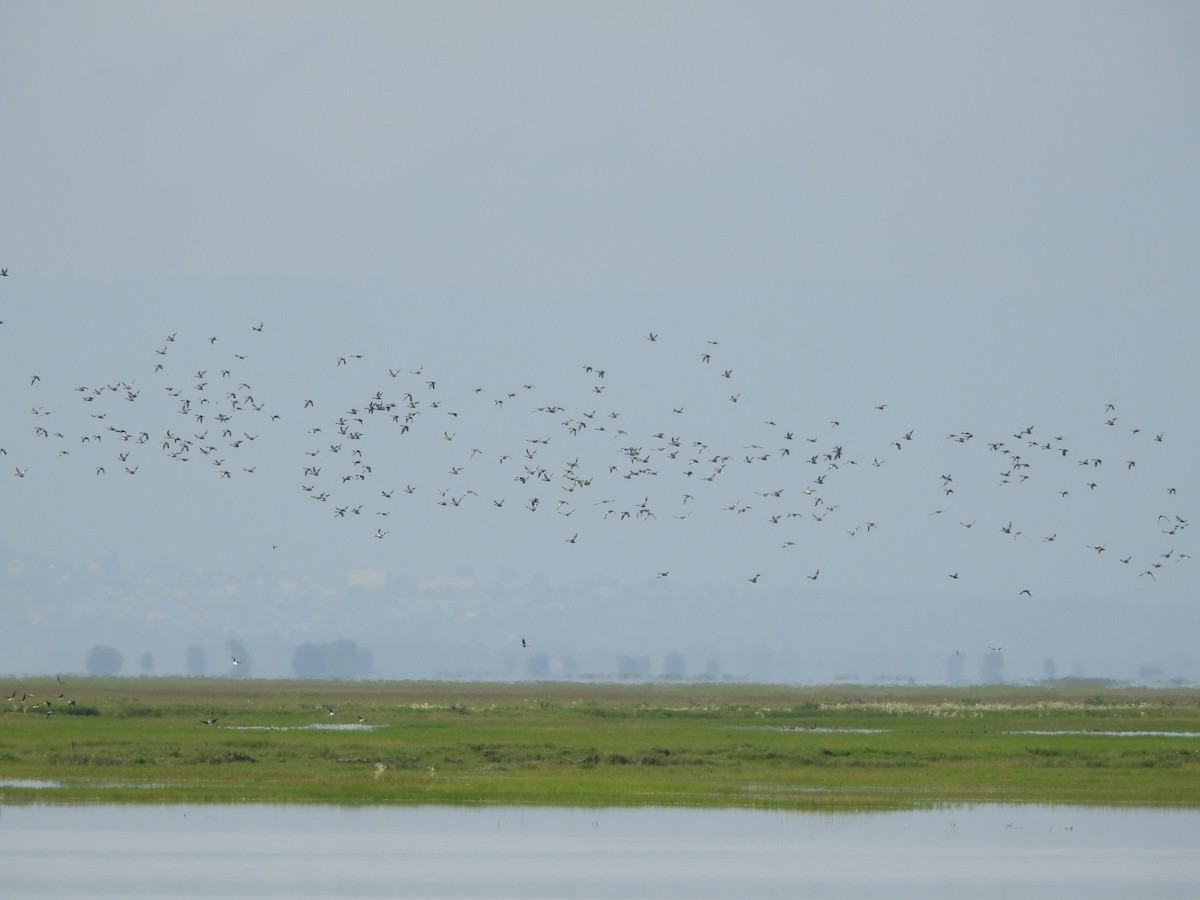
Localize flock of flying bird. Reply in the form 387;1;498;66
2;279;1193;664
5;673;72;716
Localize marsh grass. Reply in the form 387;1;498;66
2;679;1198;808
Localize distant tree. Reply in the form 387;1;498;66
702;656;721;680
137;652;154;676
617;654;651;679
946;652;966;685
185;645;207;677
980;650;1005;684
1043;657;1058;682
85;645;123;676
663;652;686;680
526;652;549;679
1136;664;1163;684
291;640;374;680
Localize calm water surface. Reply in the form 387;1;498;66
2;804;1197;899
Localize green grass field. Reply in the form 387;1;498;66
3;678;1198;808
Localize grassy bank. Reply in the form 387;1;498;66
2;679;1199;809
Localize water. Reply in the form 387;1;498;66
1005;730;1200;737
1;804;1196;898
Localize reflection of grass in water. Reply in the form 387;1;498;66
1;678;1198;808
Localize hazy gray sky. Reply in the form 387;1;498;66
2;2;1197;682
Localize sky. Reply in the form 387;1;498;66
1;2;1197;684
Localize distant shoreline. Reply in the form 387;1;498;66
4;678;1199;808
